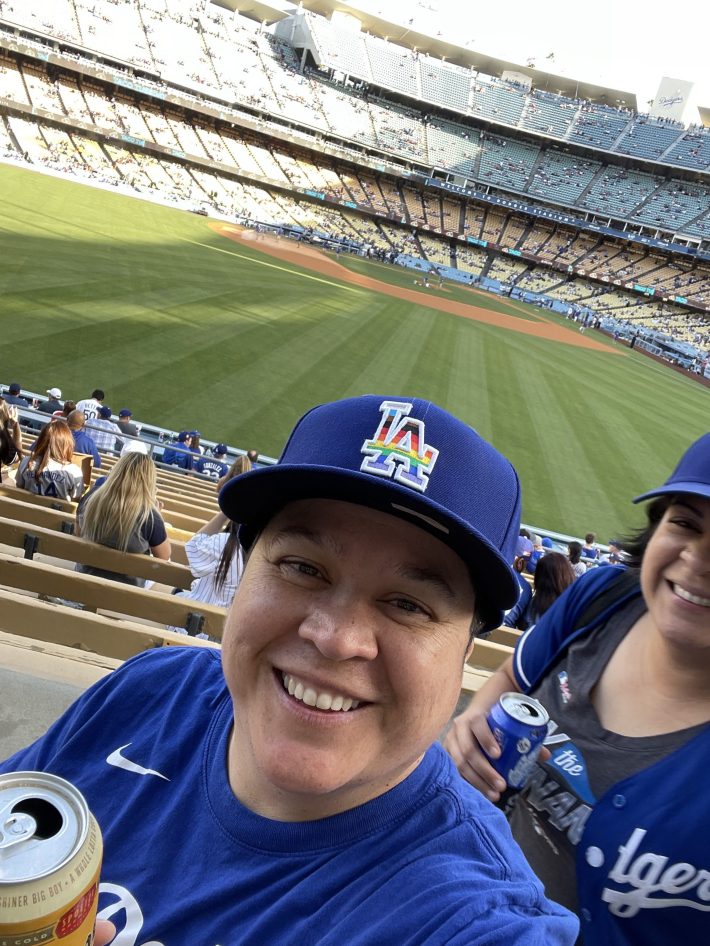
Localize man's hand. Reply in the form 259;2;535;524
94;919;116;944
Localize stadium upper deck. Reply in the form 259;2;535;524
0;0;709;252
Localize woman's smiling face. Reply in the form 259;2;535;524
640;495;710;655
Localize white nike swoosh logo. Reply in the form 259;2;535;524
106;743;170;781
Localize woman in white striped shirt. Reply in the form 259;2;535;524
171;457;253;635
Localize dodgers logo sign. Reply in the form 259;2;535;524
360;400;438;492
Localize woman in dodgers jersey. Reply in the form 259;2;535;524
446;432;710;946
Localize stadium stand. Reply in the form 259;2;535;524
0;0;708;355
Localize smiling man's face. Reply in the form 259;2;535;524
222;498;476;821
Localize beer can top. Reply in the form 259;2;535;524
0;772;89;884
499;692;550;727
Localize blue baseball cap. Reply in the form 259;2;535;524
119;409;132;418
219;395;522;628
98;406;112;419
541;536;554;549
633;433;710;503
214;444;228;456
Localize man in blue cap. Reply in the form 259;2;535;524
2;395;578;946
161;430;193;470
195;443;229;479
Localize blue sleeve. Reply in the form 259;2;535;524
503;581;532;628
512;566;625;692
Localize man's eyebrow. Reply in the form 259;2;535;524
267;525;345;557
395;563;458;601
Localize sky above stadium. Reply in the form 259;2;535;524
342;0;709;111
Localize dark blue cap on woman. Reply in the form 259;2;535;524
633;433;710;503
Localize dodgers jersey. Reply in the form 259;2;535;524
512;567;710;946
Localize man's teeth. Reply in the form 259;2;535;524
674;584;710;607
282;673;360;711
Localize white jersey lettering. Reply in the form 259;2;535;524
601;828;710;917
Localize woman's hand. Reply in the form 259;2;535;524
444;706;509;802
445;704;551;802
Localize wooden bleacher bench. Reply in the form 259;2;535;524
0;589;220;661
0;494;190;566
0;553;226;639
0;515;193;589
0;493;75;532
0;482;76;514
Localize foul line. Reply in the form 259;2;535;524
178;238;361;293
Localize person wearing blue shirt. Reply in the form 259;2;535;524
3;395;577;946
446;432;710;946
195;443;229;479
161;430;193;470
3;381;30;407
67;408;102;468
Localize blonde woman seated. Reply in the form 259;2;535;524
75;452;170;586
15;420;84;500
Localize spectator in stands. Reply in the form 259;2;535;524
445;431;710;946
75;451;170;586
3;382;30;408
504;552;575;630
189;429;204;456
87;406;124;455
515;528;534;559
116;408;139;439
76;388;105;420
170;509;244;636
37;387;63;415
162;430;193;470
15;420;84;500
4;394;578;946
566;540;586;577
581;532;599;563
195;443;229;479
215;453;252;493
600;538;624;565
246;448;259;464
67;409;102;468
0;398;24;482
55;400;76;419
525;533;545;575
502;554;532;630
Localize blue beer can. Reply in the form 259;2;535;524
485;693;549;789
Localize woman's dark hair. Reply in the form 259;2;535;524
567;541;583;564
532;552;575;618
214;521;239;592
584;532;596;544
620;496;672;568
61;400;76;417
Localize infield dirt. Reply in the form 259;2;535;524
211;222;621;356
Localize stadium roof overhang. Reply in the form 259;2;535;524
270;0;637;109
211;0;291;24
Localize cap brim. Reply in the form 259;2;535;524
219;464;519;614
633;482;710;504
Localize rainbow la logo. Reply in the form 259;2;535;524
360;400;439;492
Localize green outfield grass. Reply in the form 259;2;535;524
1;162;708;539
